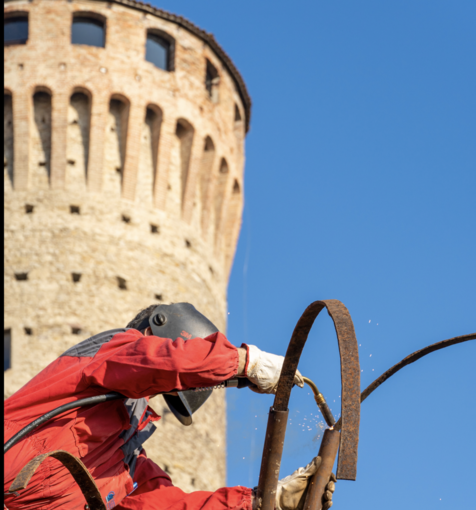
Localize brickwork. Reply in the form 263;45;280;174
4;0;250;493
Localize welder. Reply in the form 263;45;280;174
4;303;336;510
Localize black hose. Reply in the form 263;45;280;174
3;377;251;455
4;392;125;454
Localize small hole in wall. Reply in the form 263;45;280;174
25;204;34;214
18;63;24;70
70;205;80;214
209;266;214;275
117;277;127;290
68;159;76;166
116;167;122;174
150;224;159;234
167;184;171;190
191;478;195;487
185;240;191;248
154;294;163;301
122;215;131;223
15;273;28;281
72;273;82;283
72;327;82;335
70;119;78;125
163;465;171;474
39;161;46;166
24;327;33;336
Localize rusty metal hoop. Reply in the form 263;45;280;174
257;299;361;510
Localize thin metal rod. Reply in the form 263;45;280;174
334;332;476;431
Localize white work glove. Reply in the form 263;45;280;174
243;344;304;394
276;457;336;510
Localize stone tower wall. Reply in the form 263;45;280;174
4;0;249;492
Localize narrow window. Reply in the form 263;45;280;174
154;293;163;301
234;104;242;122
233;179;241;194
31;90;52;190
198;136;215;234
4;94;14;189
205;60;219;102
150;224;159;234
222;177;243;269
25;204;34;213
4;329;12;371
24;327;32;336
214;158;229;240
70;205;80;214
4;15;28;46
72;15;105;48
66;91;90;191
117;276;127;290
72;327;82;335
175;119;194;212
14;272;28;281
145;32;172;71
137;106;162;204
104;97;129;196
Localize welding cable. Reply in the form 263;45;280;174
3;392;125;455
302;376;336;428
333;332;476;431
4;377;252;455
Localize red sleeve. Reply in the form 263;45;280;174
117;450;253;510
81;330;240;398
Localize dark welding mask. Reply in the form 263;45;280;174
137;302;219;426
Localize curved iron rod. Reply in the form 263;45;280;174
334;332;476;431
257;300;361;510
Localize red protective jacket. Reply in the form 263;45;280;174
4;328;253;510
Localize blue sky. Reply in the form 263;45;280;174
155;1;476;507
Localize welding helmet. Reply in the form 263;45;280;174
138;302;219;426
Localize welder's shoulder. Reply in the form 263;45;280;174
60;328;136;358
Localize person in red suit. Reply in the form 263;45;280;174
4;303;335;510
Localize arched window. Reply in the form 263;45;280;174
4;14;29;46
137;105;162;203
145;31;174;71
175;119;194;208
205;60;220;102
72;14;105;48
104;96;129;196
4;93;14;188
31;89;52;190
66;90;91;191
214;158;229;241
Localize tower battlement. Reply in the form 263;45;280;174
4;0;250;492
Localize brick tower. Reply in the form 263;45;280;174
4;0;250;491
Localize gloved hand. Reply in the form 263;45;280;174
275;457;336;510
243;344;304;394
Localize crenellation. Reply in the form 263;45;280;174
4;0;250;492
